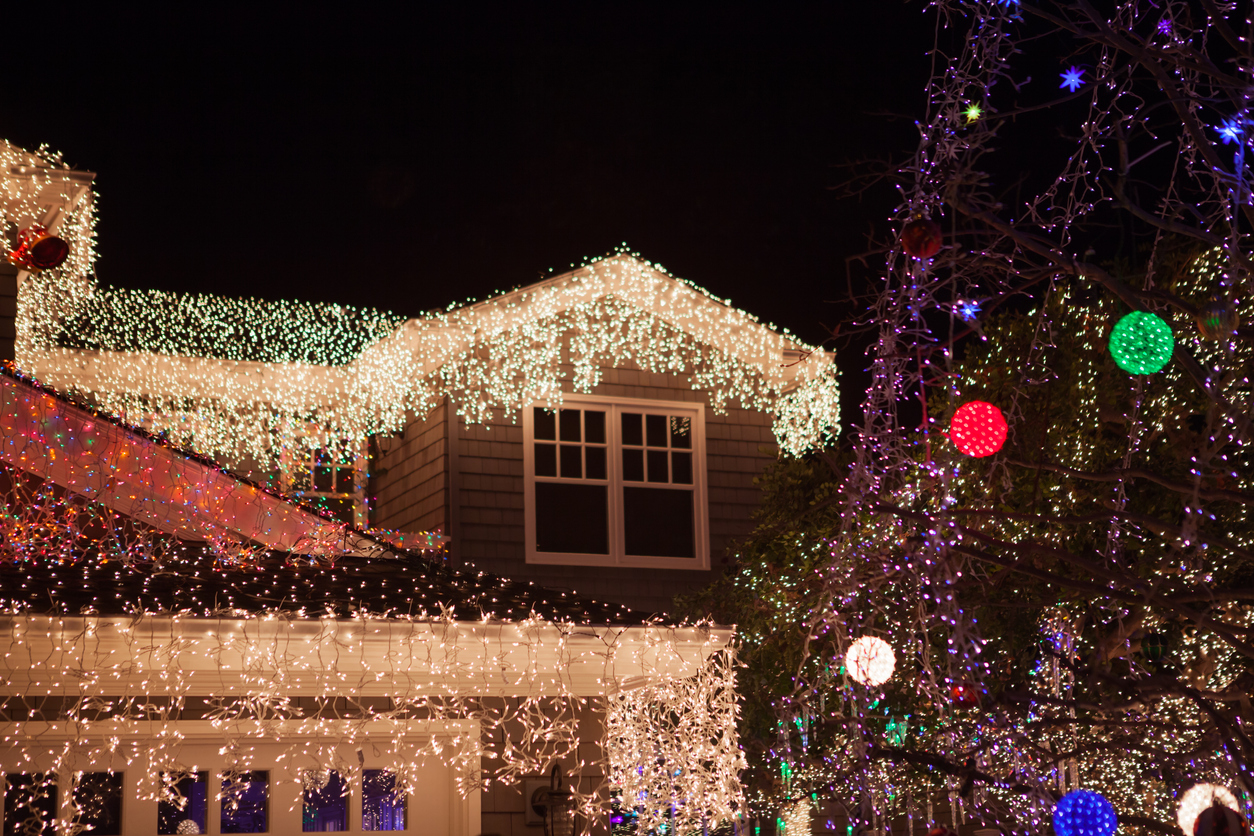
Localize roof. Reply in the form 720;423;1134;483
0;364;433;558
0;547;643;624
27;250;840;461
0;364;642;624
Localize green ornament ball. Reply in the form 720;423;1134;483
1109;311;1173;374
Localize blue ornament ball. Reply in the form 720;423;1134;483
1054;790;1118;836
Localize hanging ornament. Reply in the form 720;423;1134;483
949;401;1008;457
1054;790;1118;836
949;681;982;707
6;225;70;271
1109;311;1173;374
1179;785;1243;836
1195;804;1249;836
1197;298;1240;341
301;769;331;794
901;217;943;259
1141;631;1168;661
176;821;202;835
844;636;896;686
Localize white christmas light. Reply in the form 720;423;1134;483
844;636;895;686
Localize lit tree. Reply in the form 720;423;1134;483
688;3;1254;835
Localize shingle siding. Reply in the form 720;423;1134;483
372;403;448;536
372;361;778;615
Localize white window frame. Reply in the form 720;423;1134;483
523;394;710;570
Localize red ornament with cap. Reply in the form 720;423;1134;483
902;217;943;259
8;225;70;271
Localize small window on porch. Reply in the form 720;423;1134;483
72;772;123;836
302;770;348;832
3;774;56;836
220;771;268;834
361;770;406;832
158;771;208;835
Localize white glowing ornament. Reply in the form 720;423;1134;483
844;636;896;686
1177;784;1240;836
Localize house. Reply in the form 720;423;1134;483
0;137;832;834
0;365;743;836
5;150;838;614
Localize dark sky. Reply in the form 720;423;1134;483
6;4;935;353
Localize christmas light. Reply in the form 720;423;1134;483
948;400;1007;457
844;636;896;686
1108;311;1173;374
1054;790;1118;836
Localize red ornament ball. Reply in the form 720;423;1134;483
901;218;943;259
928;826;957;836
949;400;1008;458
1196;805;1249;836
950;681;982;707
8;225;69;271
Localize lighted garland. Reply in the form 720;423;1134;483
21;250;838;465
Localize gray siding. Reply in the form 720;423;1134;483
372;401;448;536
372;363;778;616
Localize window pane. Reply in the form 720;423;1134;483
624;487;694;557
585;446;607;480
559;409;582;441
622;448;644;482
303;771;348;832
585;410;606;444
159;772;208;835
534;408;556;440
535;483;609;554
73;772;123;836
4;774;57;836
670;416;692;449
535;443;557;477
334;467;354;492
313;466;335;491
672;451;693;485
621;412;643;446
221;772;268;834
646;414;667;447
560;445;582;478
362;770;406;832
647;450;669;483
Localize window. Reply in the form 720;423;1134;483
302;771;348;832
524;396;708;568
72;772;123;836
3;774;56;836
284;441;366;526
361;770;406;832
159;771;208;835
220;771;268;834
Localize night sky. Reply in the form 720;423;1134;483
6;4;937;393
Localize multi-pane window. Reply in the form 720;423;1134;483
286;442;365;526
525;396;708;568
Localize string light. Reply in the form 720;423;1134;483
844;636;896;686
